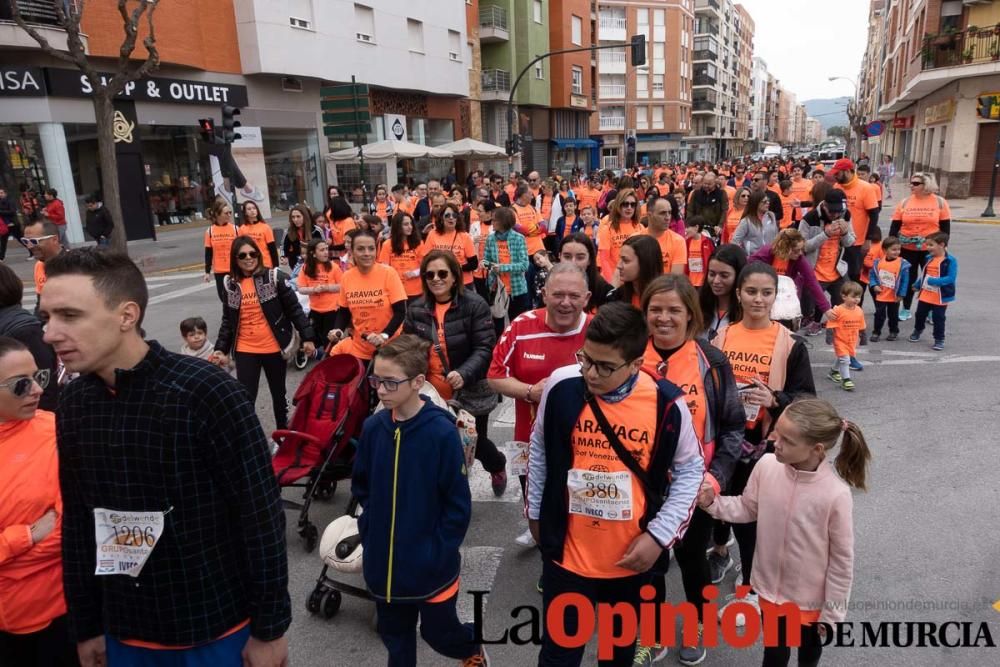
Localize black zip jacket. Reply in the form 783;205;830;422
85;206;114;240
216;270;314;354
402;291;496;384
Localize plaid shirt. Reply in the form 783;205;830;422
484;229;530;297
57;341;291;645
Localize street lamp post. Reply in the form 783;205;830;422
829;76;860;156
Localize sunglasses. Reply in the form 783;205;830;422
423;269;452;281
368;374;416;392
237;251;260;260
20;235;56;247
0;369;49;398
442;212;457;219
620;201;637;208
910;181;924;186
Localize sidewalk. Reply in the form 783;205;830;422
884;175;1000;225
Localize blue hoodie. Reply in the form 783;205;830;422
351;398;471;603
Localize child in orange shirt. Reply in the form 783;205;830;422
826;281;866;391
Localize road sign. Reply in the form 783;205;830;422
323;123;372;137
866;120;884;137
321;97;366;111
320;83;369;98
323;110;372;124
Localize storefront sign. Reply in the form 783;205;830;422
924;99;955;126
570;94;588;108
892;115;915;129
384;114;407;141
0;66;249;106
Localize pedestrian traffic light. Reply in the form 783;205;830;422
197;118;216;144
221;105;242;144
630;34;646;67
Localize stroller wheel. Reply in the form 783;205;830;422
321;590;342;619
307;587;324;614
315;480;337;501
301;523;319;552
294;349;309;370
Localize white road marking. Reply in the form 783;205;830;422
148;282;214;305
811;355;1000;368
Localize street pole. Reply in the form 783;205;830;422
981;129;1000;217
352;75;368;210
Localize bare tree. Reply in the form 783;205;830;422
7;0;160;253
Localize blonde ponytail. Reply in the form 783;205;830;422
783;399;872;491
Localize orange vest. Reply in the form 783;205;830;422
717;322;794;433
641;339;710;463
919;256;945;305
874;256;902;303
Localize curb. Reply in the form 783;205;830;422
953;217;1000;226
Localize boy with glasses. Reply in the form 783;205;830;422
353;334;488;667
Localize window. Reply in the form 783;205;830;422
289;0;314;30
652;106;664;129
354;4;375;42
636;73;648;97
653;75;664;94
571;15;582;45
408;19;424;52
533;0;542;23
571;66;583;94
636;106;648;130
535;62;544;79
448;29;461;62
653;9;664;26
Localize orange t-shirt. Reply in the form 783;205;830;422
204;224;237;274
576;186;601;214
722;206;743;244
236;278;281;354
646;228;688;272
562;214;577;238
826;304;865;358
33;260;46;295
378;241;426;297
597;218;640;279
495;237;513;293
788;178;813;220
328;216;358;247
778;194;798;229
372;200;392;221
423;230;477;285
640;339;709;460
892;194;951;247
874;256;902;303
835;178;880;247
298;262;344;313
560;372;659;579
813;231;845;283
513;204;545;256
238;222;276;268
918;255;946;306
687;236;706;286
722;322;780;430
337;263;408;356
772;257;789;276
427;301;453;400
861;241;883;285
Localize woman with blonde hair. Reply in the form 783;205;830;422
596;188;642;281
751;228;834;324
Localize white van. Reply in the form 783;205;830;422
762;145;782;158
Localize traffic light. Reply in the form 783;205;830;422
197;118;216;144
221;105;242;144
630;34;646;67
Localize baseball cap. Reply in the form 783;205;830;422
824;189;848;214
830;158;855;173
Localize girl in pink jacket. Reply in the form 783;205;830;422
699;398;871;667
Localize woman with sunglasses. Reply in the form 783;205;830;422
0;337;78;667
597;188;642;281
732;189;779;256
558;232;611;313
638;275;745;665
888;172;951;320
212;236;315;431
202;197;238;302
402;250;507;496
422;202;478;288
238;201;279;268
608;234;662;308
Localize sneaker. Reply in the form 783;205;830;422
707;551;734;584
869;333;880;342
909;331;921;343
842;379;856;391
827;370;843;385
678;625;706;666
515;528;536;547
899;308;912;321
490;470;508;497
717;592;759;627
461;647;489;666
859;330;868;347
849;357;864;371
631;642;655;666
705;536;736;555
886;332;898;341
802;321;823;336
932;340;944;351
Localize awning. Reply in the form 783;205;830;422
551;138;598;149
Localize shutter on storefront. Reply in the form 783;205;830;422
972;122;999;196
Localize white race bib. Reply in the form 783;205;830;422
507;441;530;477
922;280;940;294
93;508;165;578
567;469;634;521
878;269;896;290
688;256;704;273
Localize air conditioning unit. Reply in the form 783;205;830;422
282;77;303;93
356;32;374;43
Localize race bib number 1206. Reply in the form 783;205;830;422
94;508;165;578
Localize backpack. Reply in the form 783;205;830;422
770;275;802;322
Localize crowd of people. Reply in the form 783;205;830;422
0;153;962;667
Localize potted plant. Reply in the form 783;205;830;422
966;25;978;34
991;45;999;61
963;47;975;63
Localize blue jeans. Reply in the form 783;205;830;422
105;625;250;666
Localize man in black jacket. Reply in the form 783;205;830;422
687;172;729;237
39;248;290;667
84;194;114;246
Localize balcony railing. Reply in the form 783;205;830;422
481;69;510;95
599;15;627;40
695;20;719;36
599;49;626;65
693;48;718;62
692;100;716;112
599;115;626;130
693;73;717;86
479;5;507;31
599;84;626;98
695;0;720;12
921;24;1000;70
0;0;64;25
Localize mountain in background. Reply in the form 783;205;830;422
802;97;850;131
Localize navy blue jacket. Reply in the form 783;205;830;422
352;398;471;602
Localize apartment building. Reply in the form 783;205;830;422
592;0;694;169
549;0;595;173
866;0;1000;196
749;56;769;148
805;116;824;145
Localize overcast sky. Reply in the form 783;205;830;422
736;0;870;102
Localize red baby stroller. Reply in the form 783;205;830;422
272;354;371;551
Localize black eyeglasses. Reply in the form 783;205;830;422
423;269;451;281
0;369;49;397
620;201;637;208
237;251;259;260
368;375;416;392
575;350;631;378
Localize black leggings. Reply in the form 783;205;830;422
473;413;506;474
0;615;80;667
310;309;338;347
235;351;288;430
712;457;759;587
760;615;824;667
900;247;928;310
214;272;228;303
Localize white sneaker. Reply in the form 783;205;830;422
515;527;536;547
717;591;759;627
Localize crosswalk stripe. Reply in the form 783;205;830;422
147;282;214;305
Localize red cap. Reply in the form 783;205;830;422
830;158;855;173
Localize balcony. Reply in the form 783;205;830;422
599;83;626;98
598;14;627;41
599;115;626;131
692;100;716;113
695;19;719;36
0;0;83;51
695;0;721;13
920;25;1000;71
479;5;509;43
598;48;626;74
481;69;510;101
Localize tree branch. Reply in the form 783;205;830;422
107;0;159;96
5;0;80;66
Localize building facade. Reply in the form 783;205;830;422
749;56;768;148
548;0;595;174
805;116;824;144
